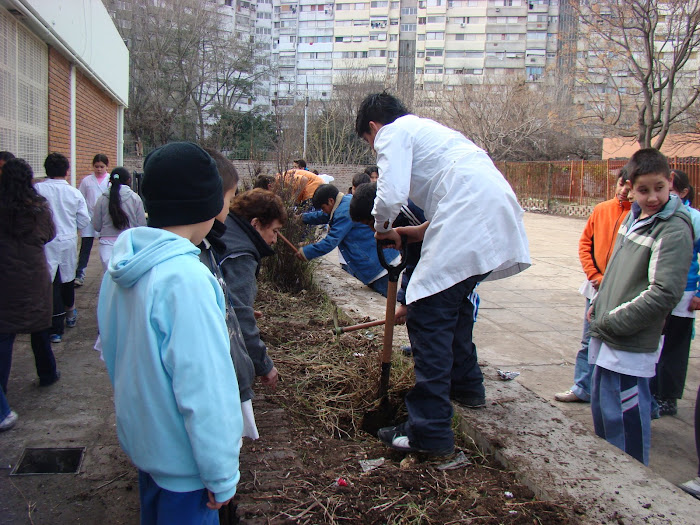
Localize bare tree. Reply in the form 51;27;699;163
573;0;700;149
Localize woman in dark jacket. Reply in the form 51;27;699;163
217;189;287;393
0;158;61;431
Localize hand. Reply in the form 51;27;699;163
394;303;407;325
260;366;279;389
586;304;594;322
294;249;307;261
590;278;600;290
375;229;402;250
689;296;700;311
254;310;263;319
206;490;231;510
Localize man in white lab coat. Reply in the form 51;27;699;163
356;92;531;456
36;153;90;343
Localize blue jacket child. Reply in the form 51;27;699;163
98;143;243;523
299;184;398;297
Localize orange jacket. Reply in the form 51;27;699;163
279;169;325;203
579;197;632;283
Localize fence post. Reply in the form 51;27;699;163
546;163;553;212
568;160;574;202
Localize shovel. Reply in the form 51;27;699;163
361;237;407;434
277;231;301;257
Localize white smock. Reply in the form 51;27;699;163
79;173;110;237
372;114;531;304
35;178;90;282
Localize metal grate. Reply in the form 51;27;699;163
10;447;85;476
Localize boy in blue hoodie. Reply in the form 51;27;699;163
98;142;243;525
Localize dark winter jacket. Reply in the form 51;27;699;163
217;213;275;378
0;202;56;333
589;194;694;353
199;219;256;402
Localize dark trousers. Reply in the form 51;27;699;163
52;269;75;336
651;315;693;400
404;274;486;451
76;236;94;278
0;330;57;392
138;470;219;525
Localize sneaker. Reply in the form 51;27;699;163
66;309;78;328
659;398;678;417
377;423;454;456
680;477;700;499
0;410;18;432
50;334;62;344
39;370;61;387
451;392;486;409
401;345;412;357
74;276;84;287
554;390;585;403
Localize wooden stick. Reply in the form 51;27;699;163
278;232;300;256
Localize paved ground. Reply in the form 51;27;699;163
316;211;700;487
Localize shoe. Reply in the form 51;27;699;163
66;309;78;328
39;370;61;387
0;410;18;432
554;390;585;403
659;398;678;417
680;477;700;499
377;423;454;456
50;334;62;344
651;404;660;420
401;345;412;357
451;392;486;408
74;276;84;287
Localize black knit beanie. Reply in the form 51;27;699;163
142;142;223;228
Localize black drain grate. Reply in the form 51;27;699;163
10;447;85;475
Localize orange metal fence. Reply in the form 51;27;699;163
496;158;700;210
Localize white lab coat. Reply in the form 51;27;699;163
78;173;110;237
35;178;90;282
372;114;531;304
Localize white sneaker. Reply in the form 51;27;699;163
0;410;18;432
679;477;700;499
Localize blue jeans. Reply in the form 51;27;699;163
0;384;10;420
591;365;652;465
369;275;389;297
404;274;486;452
76;236;94;278
0;330;57;393
138;470;219;525
571;298;592;402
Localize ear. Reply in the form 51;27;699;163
369;121;382;135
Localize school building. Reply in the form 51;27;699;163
0;0;128;185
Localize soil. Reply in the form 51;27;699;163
0;277;581;524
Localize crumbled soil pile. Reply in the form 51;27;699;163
230;283;581;524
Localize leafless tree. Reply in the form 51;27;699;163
572;0;700;149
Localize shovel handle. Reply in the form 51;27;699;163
377;236;408;282
278;232;300;256
381;279;398;366
332;318;386;336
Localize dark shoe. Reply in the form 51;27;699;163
39;370;61;387
401;345;412;357
377;423;454;456
659;398;677;416
451;393;486;408
50;334;62;344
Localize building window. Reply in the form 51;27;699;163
400;23;417;31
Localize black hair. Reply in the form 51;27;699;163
294;159;307;169
671;169;691;198
253;174;275;190
688;184;695;206
92;153;109;166
108;167;131;230
625;148;670;185
349;182;376;223
355;91;410;137
616;167;628;182
352;172;371;188
44;152;70;178
312;184;340;209
0;158;48;237
204;148;239;193
0;151;15;163
364;165;379;176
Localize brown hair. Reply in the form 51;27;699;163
231;188;287;226
204;148;238;193
625;148;670;185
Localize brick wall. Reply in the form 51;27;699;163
47;48;71;160
46;46;119;187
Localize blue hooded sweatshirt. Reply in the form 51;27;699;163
97;227;242;502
